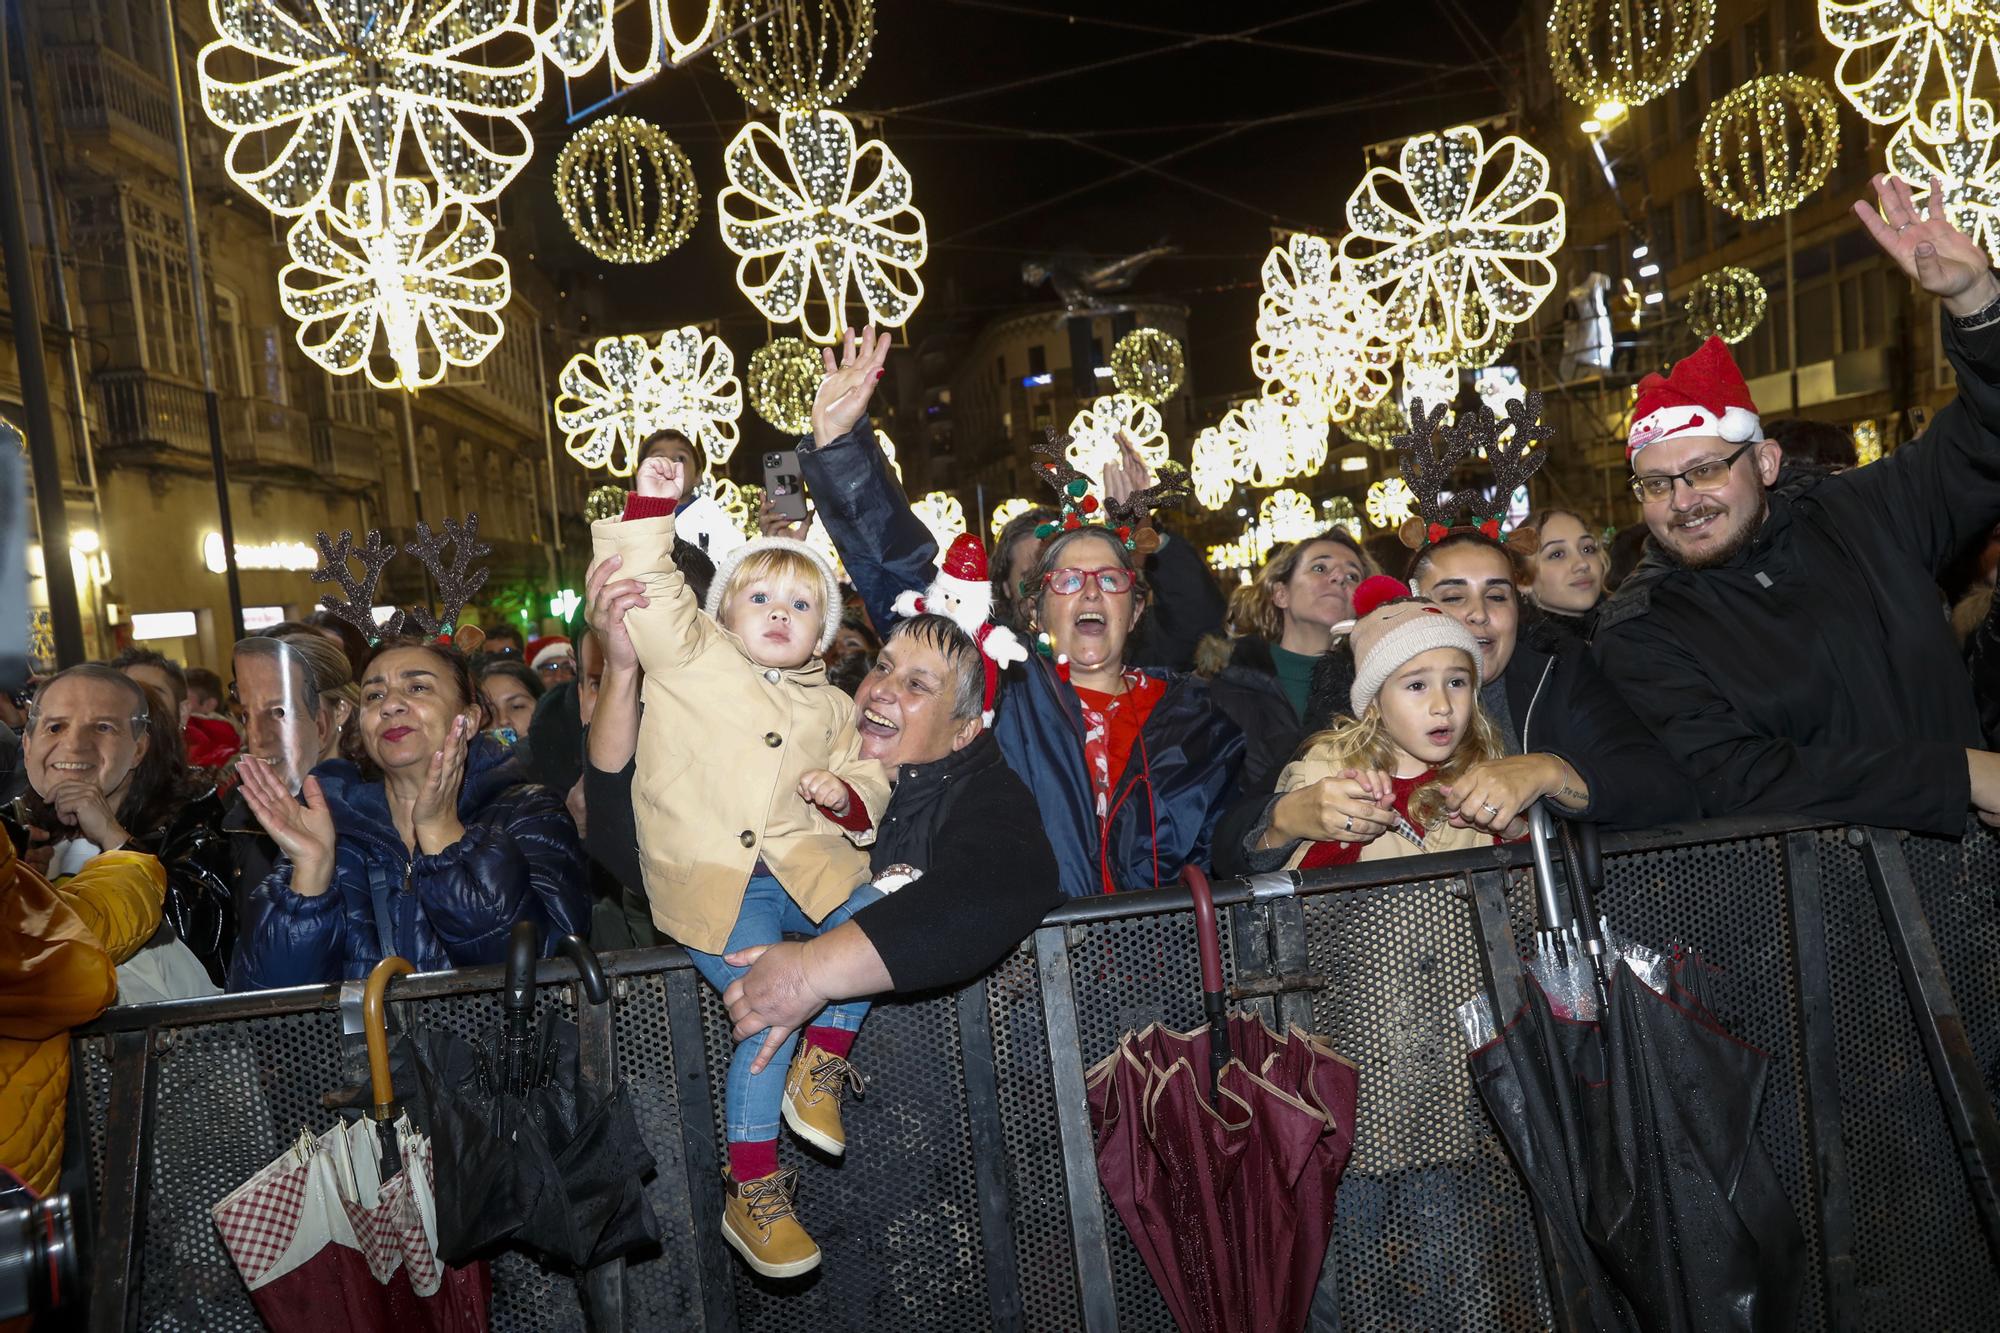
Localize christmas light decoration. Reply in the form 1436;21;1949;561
553;324;743;476
1252;234;1396;425
875;429;904;481
990;497;1035;539
1343;398;1407;451
1218;396;1327;489
586;484;627;522
716;0;874;113
717;110;927;341
710;478;754;534
1889;97;2000;261
1341;125;1566;365
1064;394;1168;479
1401;361;1459;418
555;116;699;263
1320;495;1362;539
1820;0;1994;128
1685;266;1768;343
1190;426;1240;510
1853;418;1884;465
197;0;543;216
1547;0;1714;111
1366;478;1417;529
748;337;822;433
911;491;967;550
1698;74;1842;220
1258;489;1320;544
1110;328;1186;402
280;179;509;391
1207;534;1261;575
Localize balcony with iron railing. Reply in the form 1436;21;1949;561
44;44;180;175
94;370;326;474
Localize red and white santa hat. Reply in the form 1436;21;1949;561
1626;336;1761;462
936;533;990;592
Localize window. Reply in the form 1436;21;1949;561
213;286;251;397
325;372;373;427
1027;344;1047;376
127;201;197;380
257;326;290;404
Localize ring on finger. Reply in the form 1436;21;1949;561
1481;801;1500;815
1343;815;1354;833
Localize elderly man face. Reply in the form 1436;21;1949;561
232;643;325;794
1632;434;1783;569
852;620;983;774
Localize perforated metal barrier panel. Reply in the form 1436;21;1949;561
66;821;2000;1333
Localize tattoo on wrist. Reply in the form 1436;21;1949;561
1556;784;1588;805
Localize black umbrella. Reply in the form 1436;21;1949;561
1461;809;1806;1333
411;923;662;1280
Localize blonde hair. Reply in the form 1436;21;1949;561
1293;682;1507;832
1248;533;1375;641
723;546;828;609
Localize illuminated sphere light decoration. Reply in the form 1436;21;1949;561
1320;495;1362;540
280;179;509;392
1258;490;1320;545
1685;266;1768;343
1110;328;1186;402
911;491;968;551
554;325;743;476
197;0;543;217
1341;125;1566;366
586;484;627;522
1064;394;1168;480
554;116;699;264
1253;234;1395;426
716;0;875;114
1343;398;1407;451
748;337;822;434
1889;97;2000;262
1366;478;1418;530
1190;427;1240;510
1547;0;1714;111
1697;74;1842;220
718;110;927;343
1820;0;1996;128
990;497;1035;540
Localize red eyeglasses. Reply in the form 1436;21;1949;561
1042;567;1135;596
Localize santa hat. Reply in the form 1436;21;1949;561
1346;575;1484;717
529;637;574;669
936;532;990;591
1626;336;1761;461
704;537;844;654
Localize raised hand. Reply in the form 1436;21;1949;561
585;553;647;672
238;759;337;897
1101;430;1154;505
46;779;131;853
635;452;685;503
1856;172;2000;316
812;324;892;448
759;495;813;541
410;714;472;852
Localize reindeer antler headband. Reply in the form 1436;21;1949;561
1029;430;1191;558
313;515;493;645
1393;392;1554;552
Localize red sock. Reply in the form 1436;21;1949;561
805;1026;855;1059
729;1138;778;1182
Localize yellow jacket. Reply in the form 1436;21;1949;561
1274;746;1493;870
0;836;164;1196
590;513;890;954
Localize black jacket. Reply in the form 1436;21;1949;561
850;730;1063;991
1206;636;1308;799
1594;314;2000;837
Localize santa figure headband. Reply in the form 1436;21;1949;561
1626;336;1761;461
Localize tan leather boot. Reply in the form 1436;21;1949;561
721;1167;820;1279
782;1044;864;1156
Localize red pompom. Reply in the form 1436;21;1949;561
1427;522;1450;544
1115;525;1132;541
1063;514;1081;530
1479;518;1501;538
1080;495;1100;514
1351;574;1410;621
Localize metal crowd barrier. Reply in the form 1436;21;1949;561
63;816;2000;1332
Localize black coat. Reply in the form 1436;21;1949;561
1205;636;1308;800
1595;314;2000;837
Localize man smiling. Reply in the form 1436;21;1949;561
1596;174;2000;834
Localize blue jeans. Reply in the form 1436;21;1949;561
682;874;880;1142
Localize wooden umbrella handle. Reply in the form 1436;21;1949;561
363;956;416;1121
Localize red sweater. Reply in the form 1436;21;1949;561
1297;770;1506;868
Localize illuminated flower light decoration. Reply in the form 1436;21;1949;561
554;116;700;264
716;0;875;113
1400;360;1459;418
1366;477;1418;530
990;496;1035;540
281;178;509;391
1110;327;1187;403
553;324;742;477
1698;74;1843;220
196;0;543;217
1853;418;1884;465
717;110;927;342
1547;0;1715;110
1340;125;1566;367
1258;489;1321;545
1189;426;1241;510
1219;397;1326;489
709;478;753;534
911;491;967;551
1819;0;1995;129
1251;233;1396;425
535;0;720;83
1064;394;1169;479
1685;266;1769;343
748;337;823;433
1889;97;2000;261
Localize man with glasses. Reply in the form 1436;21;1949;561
1596;173;2000;834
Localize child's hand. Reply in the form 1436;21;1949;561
798;768;850;816
1339;768;1395;808
635;453;685;502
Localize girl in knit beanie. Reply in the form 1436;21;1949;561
1273;576;1517;868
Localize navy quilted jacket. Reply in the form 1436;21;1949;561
228;737;589;990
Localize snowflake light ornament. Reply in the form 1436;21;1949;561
1252;234;1395;425
1889;97;2000;261
197;0;543;217
911;491;967;551
1366;478;1418;529
1820;0;1995;128
1340;125;1566;365
280;179;509;391
990;497;1035;539
717;110;927;342
1258;490;1320;544
554;325;742;476
1217;397;1326;489
1064;394;1168;480
1190;427;1240;510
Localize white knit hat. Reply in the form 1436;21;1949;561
1347;585;1484;717
704;536;843;654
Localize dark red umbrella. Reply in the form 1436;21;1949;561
1086;868;1360;1333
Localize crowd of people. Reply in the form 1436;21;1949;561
3;173;1999;1273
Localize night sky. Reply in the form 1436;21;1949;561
516;0;1527;414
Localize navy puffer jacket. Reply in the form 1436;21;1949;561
228;737;589;990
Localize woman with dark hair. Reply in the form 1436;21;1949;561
1522;507;1609;644
20;664;234;994
228;637;590;989
479;659;543;743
